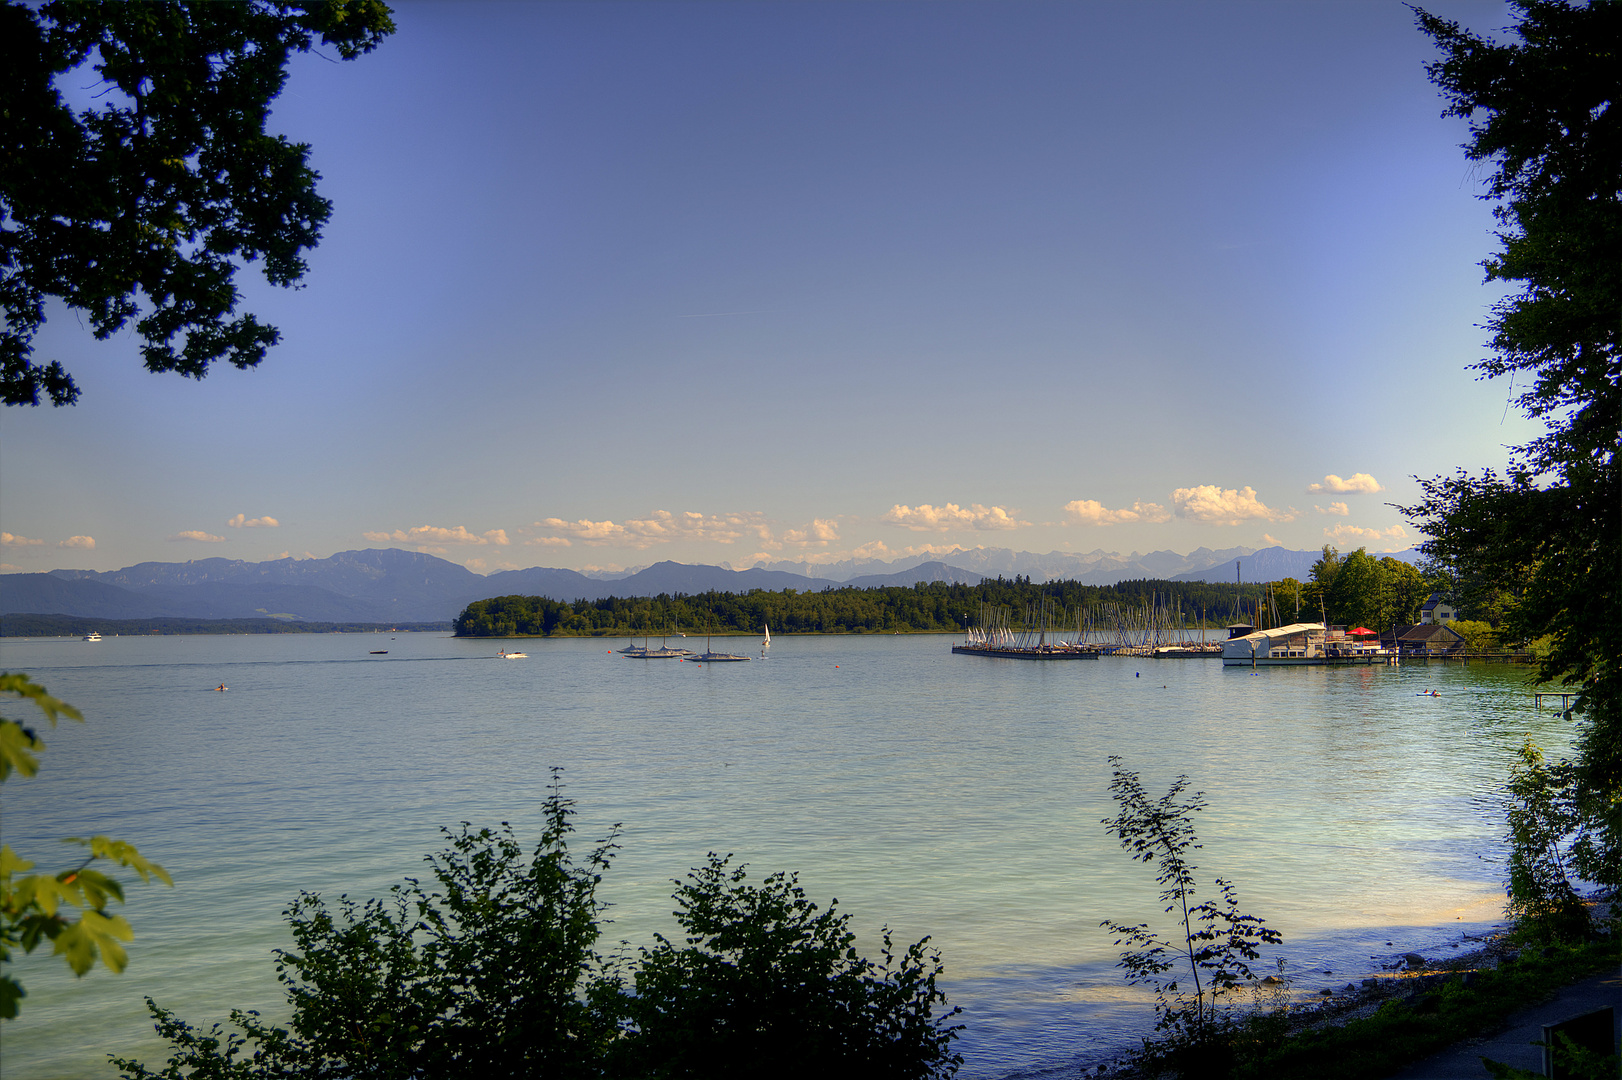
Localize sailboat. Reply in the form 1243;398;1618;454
693;627;751;662
760;623;771;658
643;621;694;659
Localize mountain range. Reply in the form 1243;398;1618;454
1;544;1422;624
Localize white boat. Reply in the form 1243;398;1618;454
497;649;528;659
761;623;771;657
82;631;101;642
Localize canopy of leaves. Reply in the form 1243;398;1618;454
1404;0;1620;892
0;0;395;406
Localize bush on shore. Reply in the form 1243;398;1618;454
110;778;961;1080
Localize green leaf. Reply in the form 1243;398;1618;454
0;843;37;880
52;909;133;976
0;720;47;781
0;974;23;1020
66;836;174;887
0;673;84;728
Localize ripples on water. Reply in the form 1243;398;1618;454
0;633;1569;1078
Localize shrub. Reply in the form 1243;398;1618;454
616;854;961;1080
1100;758;1281;1076
112;780;961;1080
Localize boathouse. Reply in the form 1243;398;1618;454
1221;622;1325;664
1381;623;1466;656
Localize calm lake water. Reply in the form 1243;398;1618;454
0;632;1572;1078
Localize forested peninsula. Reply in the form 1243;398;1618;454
455;578;1222;637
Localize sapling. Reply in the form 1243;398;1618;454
1100;757;1281;1054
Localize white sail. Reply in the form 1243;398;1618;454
762;623;772;650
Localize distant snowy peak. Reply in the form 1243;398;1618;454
751;545;1265;585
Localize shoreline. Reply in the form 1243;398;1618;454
1061;911;1614;1080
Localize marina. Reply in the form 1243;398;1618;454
955;595;1236;660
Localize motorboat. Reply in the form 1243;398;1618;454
82;631;101;642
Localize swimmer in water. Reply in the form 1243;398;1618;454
215;684;227;691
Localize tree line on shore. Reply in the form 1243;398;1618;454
452;554;1456;640
454;577;1276;638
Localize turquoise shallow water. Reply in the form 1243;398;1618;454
0;632;1570;1078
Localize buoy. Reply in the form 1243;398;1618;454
1135;672;1139;678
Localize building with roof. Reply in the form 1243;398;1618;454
1419;594;1457;625
1380;623;1466;656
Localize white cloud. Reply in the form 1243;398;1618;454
525;536;573;547
782;518;840;545
1261;534;1281;546
881;503;1028;532
271;551;291;559
532;510;770;549
849;539;895;559
168;530;226;543
0;563;21;572
1171;485;1293;525
364;525;509;546
59;535;96;549
1;532;44;547
1324;524;1409;551
1314;502;1350;517
227;514;280;528
1308;473;1384;494
1063;499;1171;526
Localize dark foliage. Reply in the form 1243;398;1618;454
1403;0;1621;902
454;578;1273;638
111;782;961;1080
1;1;394;405
616;854;961;1080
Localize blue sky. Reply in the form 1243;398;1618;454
1;0;1539;575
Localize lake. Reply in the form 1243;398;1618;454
0;631;1568;1078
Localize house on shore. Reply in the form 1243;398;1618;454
1418;594;1457;626
1381;623;1466;656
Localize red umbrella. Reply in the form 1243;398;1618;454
1349;627;1377;636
